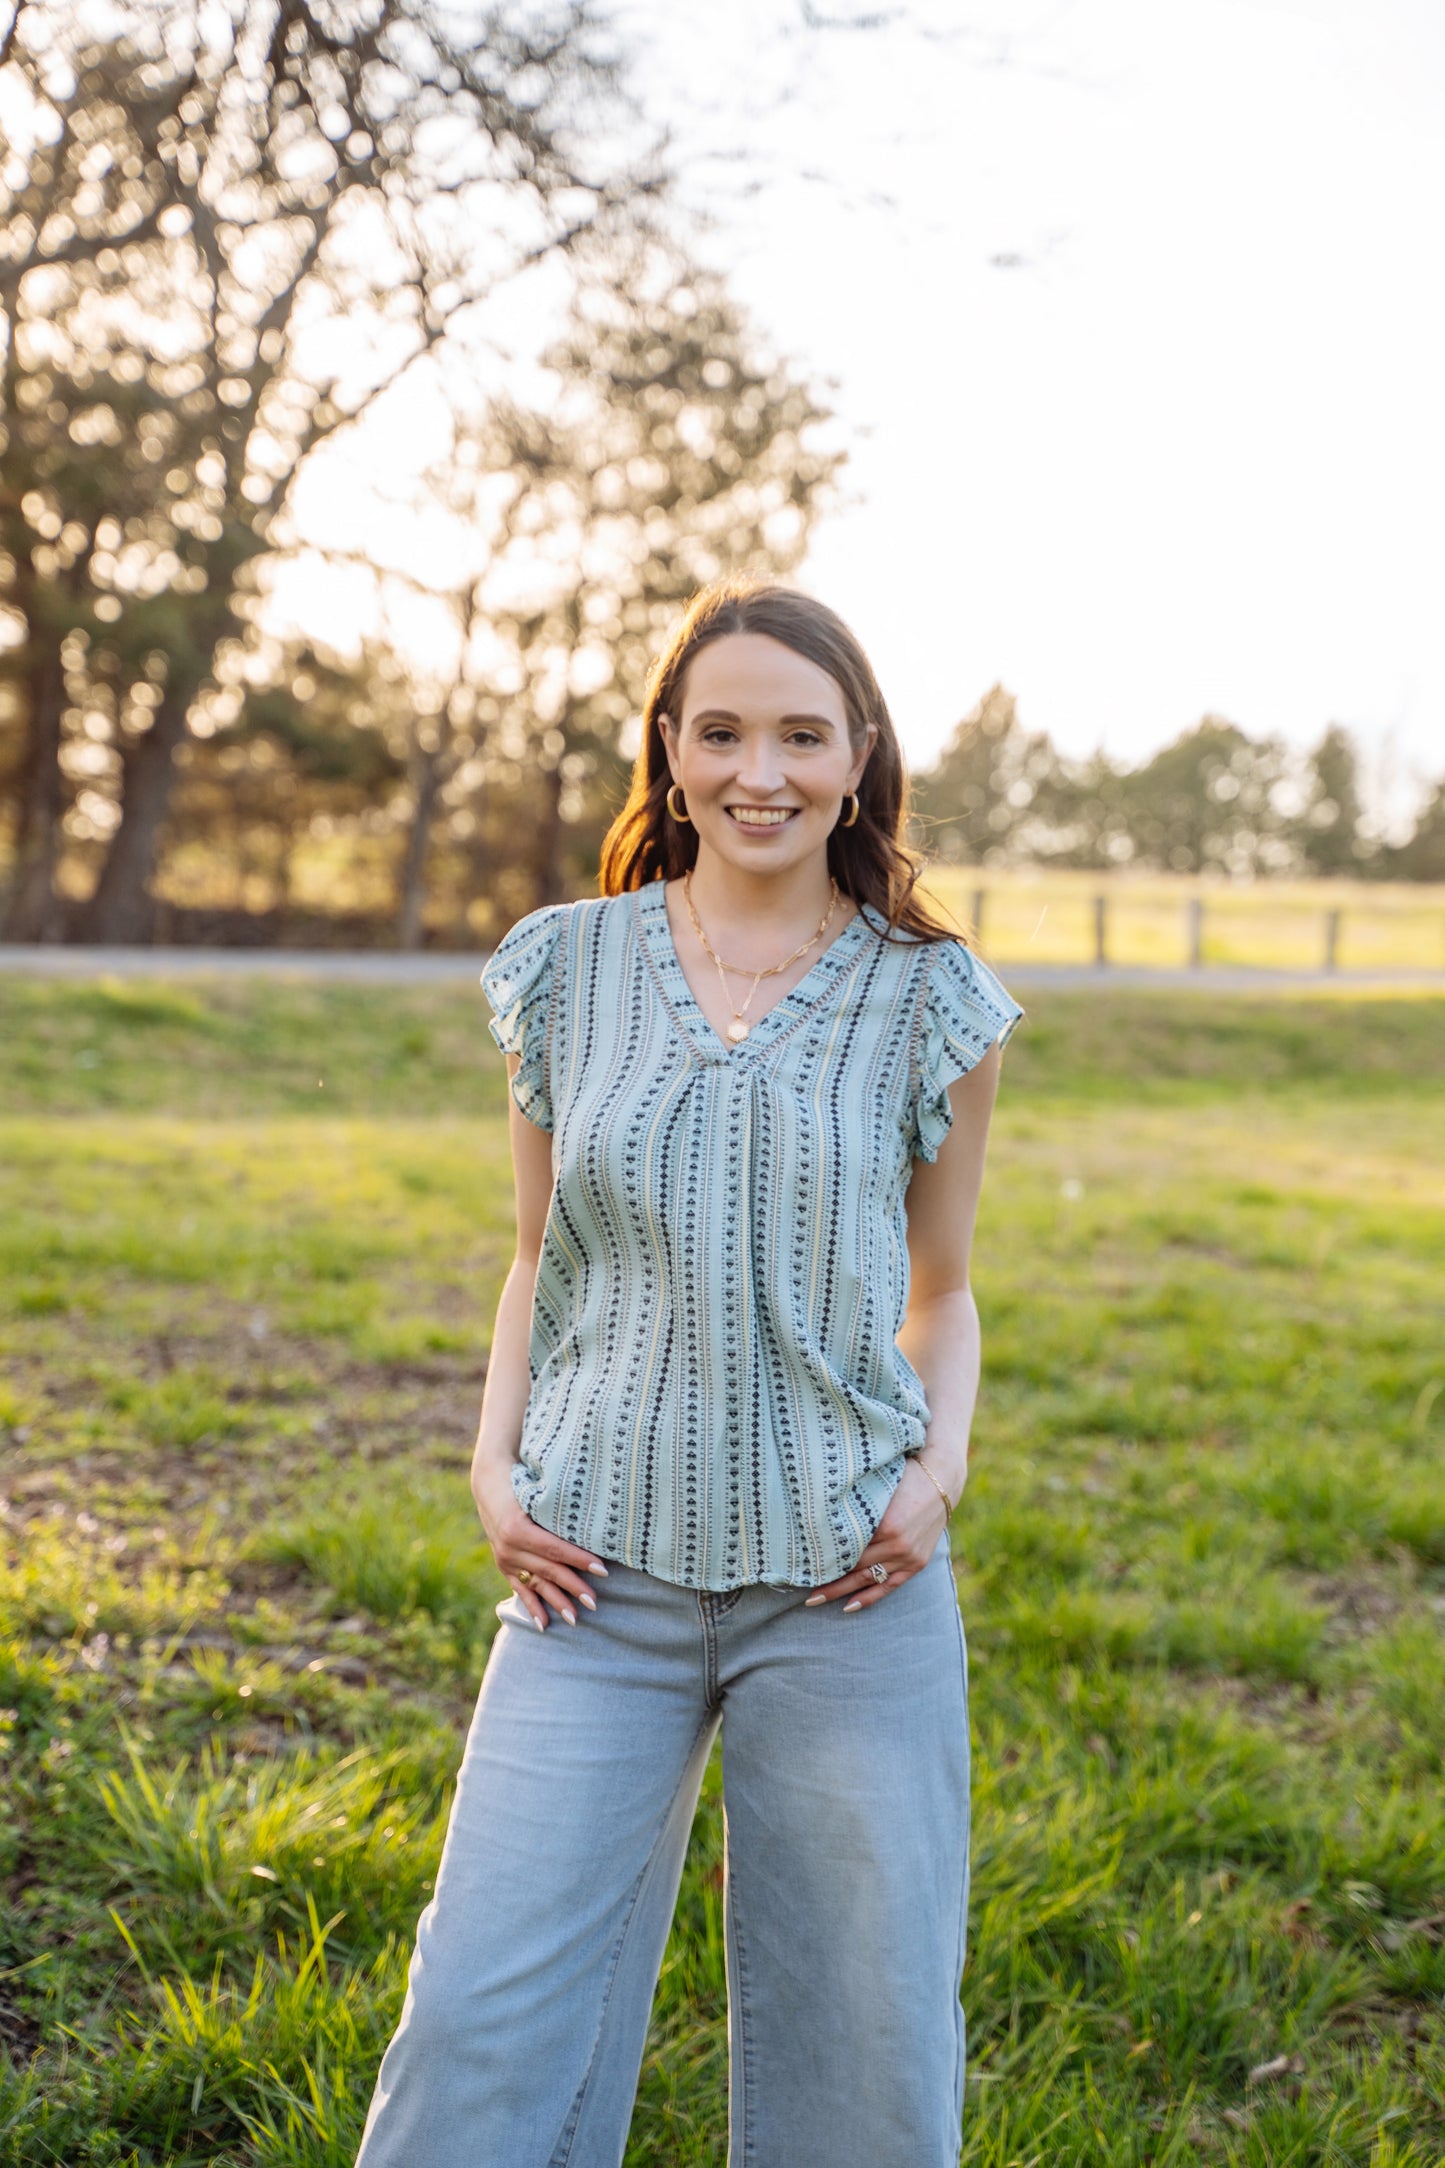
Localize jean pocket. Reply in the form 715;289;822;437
495;1589;545;1633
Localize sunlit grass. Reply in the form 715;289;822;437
260;1473;500;1646
4;970;1445;1123
100;1742;444;1961
1;980;1442;2162
921;865;1445;972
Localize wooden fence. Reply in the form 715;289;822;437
920;873;1445;974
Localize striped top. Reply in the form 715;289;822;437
479;881;1024;1592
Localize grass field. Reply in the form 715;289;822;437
1;973;1443;2165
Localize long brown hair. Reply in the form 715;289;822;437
598;577;962;945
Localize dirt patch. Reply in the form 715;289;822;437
0;1987;43;2060
1304;1570;1416;1641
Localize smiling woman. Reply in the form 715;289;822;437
353;577;1025;2168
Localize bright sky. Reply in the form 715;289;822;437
275;0;1444;835
603;0;1445;832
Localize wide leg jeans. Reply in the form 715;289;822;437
354;1527;971;2168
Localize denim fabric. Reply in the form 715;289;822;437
355;1527;970;2168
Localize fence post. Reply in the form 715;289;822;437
1093;893;1108;967
1187;896;1204;969
1324;908;1341;973
970;887;986;944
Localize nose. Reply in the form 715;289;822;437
733;736;789;796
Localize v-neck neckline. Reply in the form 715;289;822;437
634;878;879;1064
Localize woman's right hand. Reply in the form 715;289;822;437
472;1464;610;1631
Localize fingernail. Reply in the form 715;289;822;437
843;1600;862;1613
587;1560;609;1575
803;1594;826;1607
562;1608;577;1625
578;1590;597;1610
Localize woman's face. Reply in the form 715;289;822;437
659;632;876;880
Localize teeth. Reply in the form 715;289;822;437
728;808;797;826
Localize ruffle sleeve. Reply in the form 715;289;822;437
479;904;569;1132
910;939;1025;1163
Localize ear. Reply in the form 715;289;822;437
656;710;680;783
846;721;880;793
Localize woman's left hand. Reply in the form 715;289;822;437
803;1459;955;1614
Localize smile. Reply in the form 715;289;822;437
725;807;800;828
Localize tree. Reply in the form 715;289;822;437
471;243;845;922
312;234;844;941
1387;775;1445;883
0;0;651;940
164;639;406;924
1108;718;1293;877
913;706;1322;875
1284;723;1368;876
909;685;1070;865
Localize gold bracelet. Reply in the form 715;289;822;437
912;1453;956;1517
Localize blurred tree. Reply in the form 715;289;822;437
1283;722;1369;876
909;686;1072;865
0;0;652;940
1387;776;1445;883
165;640;406;919
315;235;843;942
464;243;843;928
914;708;1334;876
1113;718;1294;877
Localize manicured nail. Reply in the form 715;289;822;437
578;1590;597;1611
562;1608;577;1625
804;1594;826;1607
587;1560;609;1575
843;1600;862;1613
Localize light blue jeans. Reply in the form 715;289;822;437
355;1526;970;2168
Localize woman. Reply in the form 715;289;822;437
355;579;1024;2168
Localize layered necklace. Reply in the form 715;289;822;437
683;869;841;1044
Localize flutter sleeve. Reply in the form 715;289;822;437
909;938;1025;1163
479;904;569;1131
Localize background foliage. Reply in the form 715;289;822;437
3;6;1442;950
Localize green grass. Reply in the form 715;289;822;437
4;971;1445;1119
1;980;1443;2163
0;976;504;1118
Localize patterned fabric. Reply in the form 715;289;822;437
479;882;1024;1591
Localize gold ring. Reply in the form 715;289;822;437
517;1568;533;1585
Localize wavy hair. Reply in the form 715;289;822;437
598;577;961;944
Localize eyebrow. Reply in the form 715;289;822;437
688;709;839;731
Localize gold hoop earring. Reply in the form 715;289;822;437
666;783;691;824
841;791;860;829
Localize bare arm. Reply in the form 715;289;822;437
469;1054;610;1629
895;1040;1004;1510
804;1041;1004;1611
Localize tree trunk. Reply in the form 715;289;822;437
396;743;443;949
530;759;566;912
0;647;68;943
81;686;194;944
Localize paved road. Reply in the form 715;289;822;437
2;944;1443;993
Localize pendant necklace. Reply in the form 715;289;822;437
683;870;841;1044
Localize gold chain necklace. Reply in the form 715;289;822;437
683;870;841;1044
